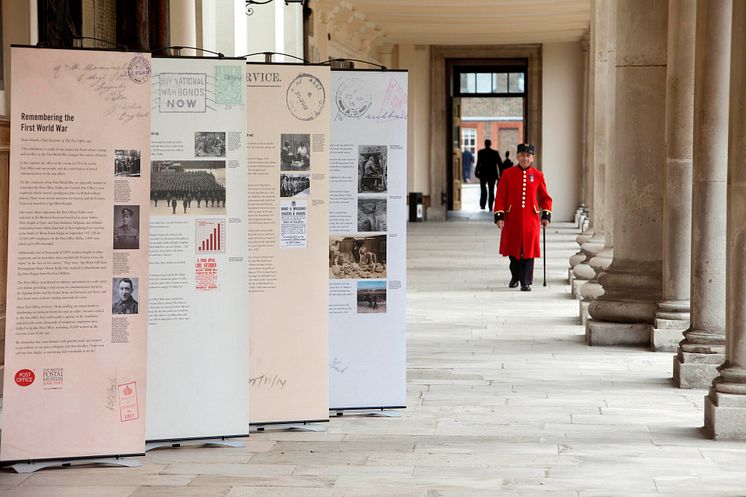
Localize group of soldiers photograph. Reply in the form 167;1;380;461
150;170;227;213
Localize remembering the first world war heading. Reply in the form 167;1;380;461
18;112;76;132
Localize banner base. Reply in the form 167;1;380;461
146;438;246;451
332;409;401;418
11;457;142;474
252;422;327;433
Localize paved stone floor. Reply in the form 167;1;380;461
2;215;746;496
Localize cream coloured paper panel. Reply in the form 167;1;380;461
246;64;329;424
2;48;151;461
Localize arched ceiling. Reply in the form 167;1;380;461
314;0;590;45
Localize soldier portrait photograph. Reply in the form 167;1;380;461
113;205;140;250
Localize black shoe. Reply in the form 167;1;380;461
509;278;519;288
520;285;531;292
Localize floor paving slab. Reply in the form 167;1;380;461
3;218;746;495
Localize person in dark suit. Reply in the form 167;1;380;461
474;139;502;210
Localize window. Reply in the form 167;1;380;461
456;69;526;97
508;73;525;93
460;73;475;93
461;128;477;153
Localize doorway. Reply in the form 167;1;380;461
446;60;528;217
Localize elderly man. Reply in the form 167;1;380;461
112;278;139;314
494;143;552;291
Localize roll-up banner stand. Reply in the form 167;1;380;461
2;47;151;463
146;57;250;442
246;63;330;425
328;70;408;411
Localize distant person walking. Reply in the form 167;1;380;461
474;139;502;210
500;150;514;176
461;148;474;183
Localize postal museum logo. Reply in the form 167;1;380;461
14;369;35;387
43;368;64;387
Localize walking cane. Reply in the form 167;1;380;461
542;225;547;287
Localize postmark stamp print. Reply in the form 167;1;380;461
128;54;151;84
335;77;372;118
286;73;326;121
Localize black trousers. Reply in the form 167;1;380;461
509;256;535;287
479;176;496;210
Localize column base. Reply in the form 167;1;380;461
573;261;597;281
585;319;650;346
569;252;587;269
579;300;590;326
650;316;688;352
579;281;604;326
650;327;685;352
572;278;588;298
705;388;746;440
673;355;721;389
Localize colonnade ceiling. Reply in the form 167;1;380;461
318;0;590;45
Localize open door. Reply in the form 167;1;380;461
451;96;462;211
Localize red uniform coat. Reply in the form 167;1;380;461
494;165;552;259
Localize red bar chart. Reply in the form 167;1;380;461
195;219;225;253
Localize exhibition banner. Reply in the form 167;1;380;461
1;47;151;461
246;64;330;424
328;70;408;409
147;57;249;441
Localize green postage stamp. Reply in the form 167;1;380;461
215;66;243;105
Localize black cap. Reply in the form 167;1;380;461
517;143;535;155
121;207;134;216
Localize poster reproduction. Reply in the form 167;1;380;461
147;58;249;441
1;47;151;461
246;64;330;424
328;70;408;409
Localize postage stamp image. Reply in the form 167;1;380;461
215;65;243;105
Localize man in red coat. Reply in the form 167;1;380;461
493;143;552;291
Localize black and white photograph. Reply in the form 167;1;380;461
358;145;387;193
113;205;140;250
112;277;139;315
280;133;311;171
357;197;387;232
115;149;141;177
150;160;226;215
329;234;387;279
280;173;311;198
195;131;226;157
357;281;387;314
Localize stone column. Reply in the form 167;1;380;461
650;0;696;352
704;0;746;439
586;0;667;346
569;30;596;291
574;32;591;226
580;0;614;325
170;0;197;55
575;0;609;303
674;0;732;388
